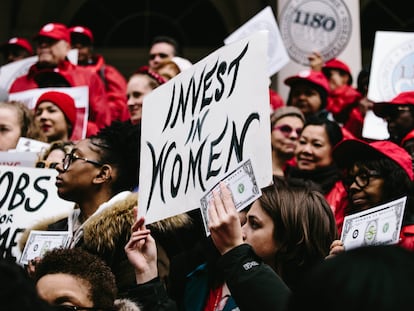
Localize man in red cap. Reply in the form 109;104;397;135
0;37;34;64
373;91;414;145
8;22;111;137
69;25;129;122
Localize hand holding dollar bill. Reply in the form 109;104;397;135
200;159;261;235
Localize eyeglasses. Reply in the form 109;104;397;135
35;161;59;169
149;53;168;60
62;151;104;171
342;170;382;188
272;124;302;137
51;305;114;311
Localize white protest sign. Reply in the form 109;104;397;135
138;31;272;224
0;56;37;101
224;6;289;77
368;31;414;102
0;49;79;101
8;86;89;140
0;151;41;168
0;165;74;261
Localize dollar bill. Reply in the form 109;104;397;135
200;158;261;235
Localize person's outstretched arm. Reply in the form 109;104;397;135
208;183;291;311
125;215;177;311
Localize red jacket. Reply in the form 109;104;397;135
327;85;364;139
9;60;111;136
81;54;130;122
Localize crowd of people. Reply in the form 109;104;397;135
1;19;414;311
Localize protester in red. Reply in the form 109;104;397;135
9;22;111;136
69;25;130;122
0;37;34;64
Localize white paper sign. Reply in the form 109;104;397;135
224;6;289;77
138;31;272;224
0;151;42;168
368;31;414;102
341;196;406;250
0;165;74;261
362;110;390;140
8;86;89;140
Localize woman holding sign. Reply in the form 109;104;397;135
329;139;414;255
20;120;191;297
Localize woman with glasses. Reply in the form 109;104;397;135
21;120;191;297
329;139;414;254
285;115;347;233
35;140;74;169
270;106;305;176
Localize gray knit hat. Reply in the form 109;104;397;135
270;106;305;126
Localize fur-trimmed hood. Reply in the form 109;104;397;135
115;298;141;311
20;191;193;254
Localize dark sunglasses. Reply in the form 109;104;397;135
35;161;59;169
272;124;302;137
342;170;382;189
149;53;168;60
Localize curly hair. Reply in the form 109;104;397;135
88;120;141;193
33;248;117;309
259;176;338;290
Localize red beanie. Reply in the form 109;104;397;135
35;91;77;135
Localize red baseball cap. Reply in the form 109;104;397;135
332;138;414;181
0;37;34;55
35;91;77;135
34;23;70;43
373;91;414;118
284;69;330;93
69;26;94;44
322;58;353;85
401;129;414;146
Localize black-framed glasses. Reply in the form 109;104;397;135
51;305;114;311
62;151;104;171
342;170;382;189
272;124;303;137
149;52;168;60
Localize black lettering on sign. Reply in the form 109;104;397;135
0;227;24;261
0;170;50;212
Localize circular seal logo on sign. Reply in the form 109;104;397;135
280;0;352;65
376;40;414;100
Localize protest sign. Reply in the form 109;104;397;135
0;49;78;101
0;151;41;168
8;86;89;140
224;6;289;77
0;165;74;262
368;31;414;102
138;31;272;224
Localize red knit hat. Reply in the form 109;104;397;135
373;91;414;118
69;26;94;44
35;91;77;135
0;37;34;55
322;58;353;85
284;69;330;93
332;138;414;181
34;23;70;43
